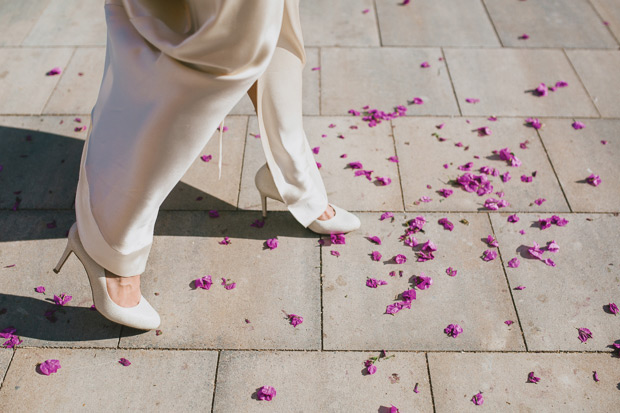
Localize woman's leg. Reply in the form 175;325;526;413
248;0;332;228
75;0;285;296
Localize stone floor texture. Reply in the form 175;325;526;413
0;0;619;412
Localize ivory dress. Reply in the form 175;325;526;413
75;0;328;276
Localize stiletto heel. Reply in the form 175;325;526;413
53;242;73;274
254;162;361;234
53;222;160;330
261;194;268;218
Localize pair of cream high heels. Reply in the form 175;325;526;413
53;164;360;331
254;163;361;234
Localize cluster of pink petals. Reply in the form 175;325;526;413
417;240;437;262
578;327;593;343
444;323;463;338
288;313;303;327
508;257;520;268
257;385;276;401
219;237;231;245
356;105;407;127
482;249;497;261
265;238;278;249
1;327;22;349
46;67;62;76
366;278;388;288
486;235;499;247
376;176;392;186
526;117;542;129
480;166;499;176
38;359;61;375
364;359;377;374
331;233;346;244
457;173;493;196
385;299;412;315
446;267;457;277
368;236;381;245
415;274;433;290
438;218;454;231
221;278;236;290
408;216;427;232
250;218;265;228
53;293;72;306
507;214;519;223
521;174;533;183
119;358;131;366
194;275;213;290
572;120;586;130
496;147;522;167
471;392;484;405
539;215;569;229
438;188;453;198
484;198;509;210
586;174;601;186
527;371;541;384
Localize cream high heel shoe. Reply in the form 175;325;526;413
53;222;160;330
254;163;361;234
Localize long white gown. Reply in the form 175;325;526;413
75;0;328;276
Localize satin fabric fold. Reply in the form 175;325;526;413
76;0;327;276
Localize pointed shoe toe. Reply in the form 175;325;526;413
307;204;361;235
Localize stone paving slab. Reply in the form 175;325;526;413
238;116;404;213
299;0;380;47
0;48;74;115
0;348;218;411
321;47;460;116
566;49;620;118
376;0;500;47
538;118;620;212
43;47;105;115
161;116;247;211
444;48;599;117
392;116;570;212
483;0;618;49
0;350;12;387
230;48;320;116
591;0;620;42
119;211;321;350
0;0;50;46
490;213;620;351
213;350;432;412
0;116;86;210
322;212;525;351
428;352;620;412
0;210;122;348
22;0;106;47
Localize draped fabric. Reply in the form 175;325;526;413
75;0;328;276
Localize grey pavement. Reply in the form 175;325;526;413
0;0;619;412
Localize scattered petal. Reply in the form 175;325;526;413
471;392;484;405
330;250;340;257
266;238;279;250
371;251;382;261
35;286;45;294
508;258;520;268
194;275;213;290
288;313;303;327
527;371;541;384
257;386;277;401
609;303;619;315
366;278;388;288
577;327;593;343
586;174;601;187
572;120;586;130
368;236;382;245
38;359;61;375
53;293;72;306
119;358;131;366
446;267;457;277
507;214;519;223
505;320;514;326
444;323;463;338
200;154;212;162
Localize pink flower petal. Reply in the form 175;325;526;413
380;212;394;221
331;233;346;244
505;320;514;325
46;67;62;76
221;277;236;290
371;251;382;261
257;385;277;401
572;120;586;130
444;323;463;338
38;359;61;375
609;302;619;315
446;267;457;277
330;250;340;257
393;254;407;264
266;238;278;250
586;174;601;186
194;275;213;290
508;257;520;268
288;313;303;327
527;371;541;383
35;286;45;294
577;327;592;343
472;392;484;405
366;278;388;288
119;358;131;366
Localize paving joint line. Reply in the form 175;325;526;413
478;0;504;47
389;119;407;211
561;47;603;118
439;47;463;117
235;116;250;210
210;350;221;413
0;349;16;393
12;345;617;354
486;212;529;352
372;0;383;47
534;123;574;213
425;352;437;413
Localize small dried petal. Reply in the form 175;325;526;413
444;323;463;338
505;320;514;326
508;258;520;268
472;392;484;405
288;313;303;327
507;214;519;223
577;327;593;343
266;238;279;250
257;385;277;401
482;249;497;261
35;286;45;294
527;371;540;383
393;254;407;264
586;174;601;187
368;236;382;245
446;267;457;277
38;359;61;375
119;358;131;366
194;275;213;290
371;251;382;261
609;303;619;315
331;233;346;244
572;120;586;130
366;278;388;288
438;218;454;231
